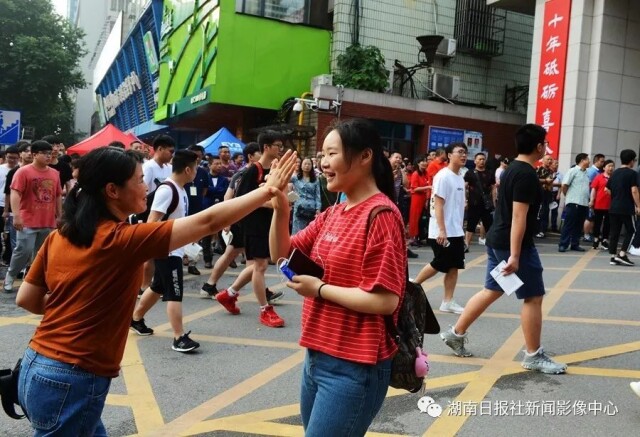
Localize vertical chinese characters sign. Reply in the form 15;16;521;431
535;0;572;159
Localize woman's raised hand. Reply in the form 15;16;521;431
265;149;297;193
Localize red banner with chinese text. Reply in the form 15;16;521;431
535;0;572;160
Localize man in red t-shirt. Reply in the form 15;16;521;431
3;141;61;292
426;148;448;199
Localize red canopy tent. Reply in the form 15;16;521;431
66;124;142;156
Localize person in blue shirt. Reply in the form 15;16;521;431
184;145;212;274
203;155;230;266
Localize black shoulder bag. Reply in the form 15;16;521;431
0;359;25;419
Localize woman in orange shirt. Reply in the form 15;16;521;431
409;155;429;245
15;147;296;436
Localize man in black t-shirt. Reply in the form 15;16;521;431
606;149;640;266
440;124;567;375
464;153;495;250
42;135;73;193
213;133;286;328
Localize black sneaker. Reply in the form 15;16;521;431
614;254;634;266
187;266;201;275
172;331;200;353
407;249;419;259
131;318;154;336
229;259;238;269
200;282;218;298
266;288;284;304
138;288;144;299
600;240;609;250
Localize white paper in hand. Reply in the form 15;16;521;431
222;230;233;246
490;260;524;296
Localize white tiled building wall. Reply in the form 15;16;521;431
331;0;534;114
529;0;640;170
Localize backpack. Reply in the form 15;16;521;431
143;181;180;222
367;206;441;393
232;162;264;198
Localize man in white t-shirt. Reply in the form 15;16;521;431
412;142;468;314
139;135;175;295
142;135;174;192
131;150;200;353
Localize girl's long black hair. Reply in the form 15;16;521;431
59;147;142;247
329;118;395;202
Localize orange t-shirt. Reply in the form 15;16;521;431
26;220;174;377
426;159;448;199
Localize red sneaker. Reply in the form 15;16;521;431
216;289;240;315
260;305;285;328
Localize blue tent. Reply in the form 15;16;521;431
198;127;245;155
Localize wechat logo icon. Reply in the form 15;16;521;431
417;396;443;417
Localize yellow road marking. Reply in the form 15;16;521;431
148;350;306;436
0;315;41;327
425;249;597;436
152;331;300;350
553;341;640;364
563;366;640;378
119;337;165;433
545;315;640;327
567;288;640;296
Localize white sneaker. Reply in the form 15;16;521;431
440;300;465;314
631;381;640;398
3;274;14;293
627;246;640;257
478;237;486;246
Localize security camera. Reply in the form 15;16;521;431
292;101;304;112
309;102;318;111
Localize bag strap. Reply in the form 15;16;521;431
158;181;180;221
365;206;405;344
255;162;264;184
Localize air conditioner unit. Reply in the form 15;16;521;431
311;74;333;90
432;73;460;100
436;37;457;58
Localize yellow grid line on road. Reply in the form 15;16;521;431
5;248;640;436
424;249;598;436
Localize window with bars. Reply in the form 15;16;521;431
454;0;506;58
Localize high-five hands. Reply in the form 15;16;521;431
266;149;297;210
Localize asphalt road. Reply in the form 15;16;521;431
1;234;639;436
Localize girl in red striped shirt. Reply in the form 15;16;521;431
270;119;406;436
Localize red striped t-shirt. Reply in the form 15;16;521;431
291;193;406;364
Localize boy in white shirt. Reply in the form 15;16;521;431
131;150;200;353
412;142;468;314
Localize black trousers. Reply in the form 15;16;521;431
593;209;610;242
608;213;635;255
0;207;9;264
632;216;640;248
201;235;214;264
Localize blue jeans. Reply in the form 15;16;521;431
301;349;391;437
18;348;111;437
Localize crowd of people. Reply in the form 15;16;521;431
3;119;640;436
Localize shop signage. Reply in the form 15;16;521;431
535;0;572;159
103;71;142;119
